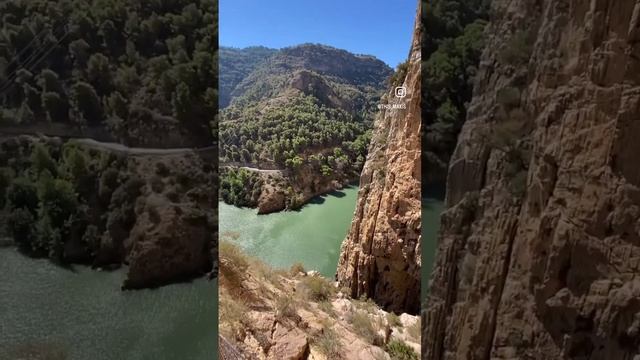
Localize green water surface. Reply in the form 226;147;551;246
0;248;217;360
219;186;359;278
422;187;445;299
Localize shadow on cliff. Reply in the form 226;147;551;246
532;235;626;357
292;188;351;211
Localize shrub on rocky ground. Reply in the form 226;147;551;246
219;241;250;287
313;325;342;359
298;275;335;302
386;340;418;360
350;311;381;345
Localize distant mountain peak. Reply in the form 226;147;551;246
220;44;392;109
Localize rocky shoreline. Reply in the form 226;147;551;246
222;164;358;215
0;135;217;290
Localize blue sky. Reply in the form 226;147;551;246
219;0;417;67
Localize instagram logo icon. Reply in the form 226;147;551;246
395;86;407;98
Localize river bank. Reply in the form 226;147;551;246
0;135;216;290
219;186;359;278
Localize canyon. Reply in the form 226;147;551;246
217;3;423;359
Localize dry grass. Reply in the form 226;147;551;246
313;325;342;359
219;293;249;341
275;294;298;323
387;312;402;327
318;300;336;317
289;262;305;276
406;319;421;341
354;296;378;314
219;241;249;288
252;258;283;290
298;275;335;302
350;311;381;345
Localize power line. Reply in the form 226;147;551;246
1;23;66;83
0;24;69;96
3;26;50;70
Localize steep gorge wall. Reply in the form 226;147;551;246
336;6;422;315
424;0;640;359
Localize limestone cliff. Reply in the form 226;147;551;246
424;1;640;359
336;7;422;315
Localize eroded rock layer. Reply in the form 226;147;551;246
424;1;640;359
336;8;422;315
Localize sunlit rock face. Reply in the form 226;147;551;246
337;5;422;315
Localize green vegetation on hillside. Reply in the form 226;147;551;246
423;0;490;185
1;139;135;261
223;44;390;115
218;44;390;209
0;0;217;145
219;46;277;108
220;95;371;173
386;340;419;360
0;137;215;265
219;167;262;207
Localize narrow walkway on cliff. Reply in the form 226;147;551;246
219;164;283;175
0;132;217;157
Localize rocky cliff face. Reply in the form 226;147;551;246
336;9;422;315
424;1;640;359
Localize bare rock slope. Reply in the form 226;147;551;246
424;1;640;359
218;244;420;360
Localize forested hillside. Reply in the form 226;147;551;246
0;0;217;147
0;135;216;287
423;0;489;186
218;46;276;108
219;44;393;212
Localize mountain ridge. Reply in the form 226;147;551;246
219;43;394;213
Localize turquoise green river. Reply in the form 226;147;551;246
422;187;445;299
219;186;359;278
0;248;217;360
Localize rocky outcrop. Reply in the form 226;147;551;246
257;187;287;215
336;6;422;315
248;165;353;214
218;244;420;359
112;152;217;289
123;197;213;289
424;1;640;359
